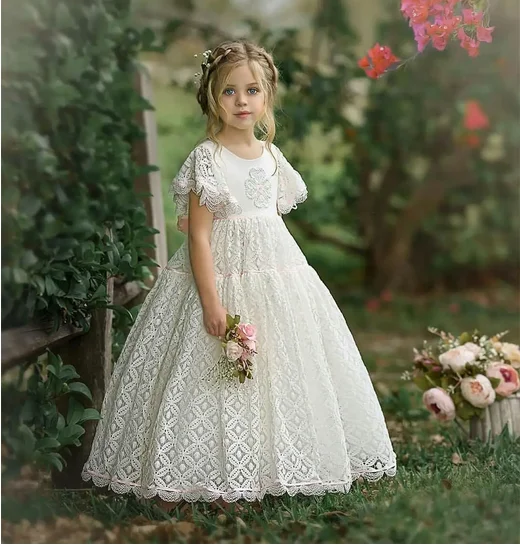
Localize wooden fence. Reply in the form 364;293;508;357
1;65;167;487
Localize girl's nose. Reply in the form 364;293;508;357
235;93;247;106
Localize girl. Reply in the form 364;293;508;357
82;40;397;511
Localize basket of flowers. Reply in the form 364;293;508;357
403;327;520;442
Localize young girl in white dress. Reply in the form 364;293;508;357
82;40;397;511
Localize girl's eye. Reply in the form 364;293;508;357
248;88;260;95
223;88;235;96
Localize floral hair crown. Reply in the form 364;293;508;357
193;48;231;84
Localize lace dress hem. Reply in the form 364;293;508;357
81;464;396;503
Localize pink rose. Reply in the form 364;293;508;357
460;374;496;408
422;388;456;421
225;341;243;361
486;362;520;397
238;323;257;341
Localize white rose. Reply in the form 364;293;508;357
500;342;520;369
460;374;496;408
439;346;477;373
225;341;243;362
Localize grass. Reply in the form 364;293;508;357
2;430;519;543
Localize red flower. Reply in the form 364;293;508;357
358;43;400;79
462;8;483;26
476;25;495;43
457;28;480;57
463;100;489;131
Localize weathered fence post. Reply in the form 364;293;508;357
131;63;168;306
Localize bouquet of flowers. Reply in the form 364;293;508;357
214;314;258;384
403;327;520;421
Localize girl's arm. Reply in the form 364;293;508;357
187;190;227;337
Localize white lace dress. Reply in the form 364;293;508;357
82;139;397;502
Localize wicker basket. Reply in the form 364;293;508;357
469;392;520;442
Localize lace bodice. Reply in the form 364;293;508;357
169;140;308;223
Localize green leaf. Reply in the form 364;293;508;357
458;332;471;344
39;452;65;472
488;376;501;389
68;382;93;401
226;314;235;330
45;276;60;295
20;398;39;422
67;397;85;425
58;424;85;446
79;408;102;423
56;414;66;431
18;424;36;455
35;437;61;451
13;267;29;284
47;350;62;371
412;375;430;391
59;364;80;382
456;400;478;421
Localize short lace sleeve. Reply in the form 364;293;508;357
275;145;308;215
169;144;240;227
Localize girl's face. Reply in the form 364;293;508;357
218;63;266;132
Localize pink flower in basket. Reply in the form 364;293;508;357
423;387;456;421
486;362;520;397
460;374;496;408
238;323;257;341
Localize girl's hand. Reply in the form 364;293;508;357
203;302;228;338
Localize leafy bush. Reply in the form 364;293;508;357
1;0;159;332
2;350;100;475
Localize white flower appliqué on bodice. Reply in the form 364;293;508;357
244;167;272;209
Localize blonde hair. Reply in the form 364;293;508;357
196;40;279;151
